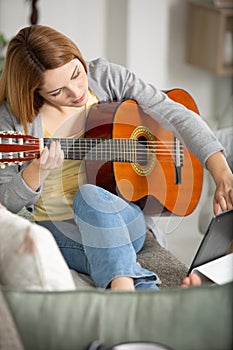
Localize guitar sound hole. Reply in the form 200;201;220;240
137;136;148;166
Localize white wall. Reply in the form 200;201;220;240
0;0;107;60
127;0;232;127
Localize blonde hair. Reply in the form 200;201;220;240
0;25;87;133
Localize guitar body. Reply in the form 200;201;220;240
85;89;203;216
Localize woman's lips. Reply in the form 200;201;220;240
73;93;85;104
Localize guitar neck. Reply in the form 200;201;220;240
43;137;146;163
0;133;154;165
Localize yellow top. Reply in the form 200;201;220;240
34;90;98;221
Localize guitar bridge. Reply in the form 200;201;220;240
174;137;183;184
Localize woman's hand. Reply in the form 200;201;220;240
213;171;233;215
206;152;233;215
22;141;64;191
38;141;64;171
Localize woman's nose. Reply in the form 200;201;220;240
68;83;81;98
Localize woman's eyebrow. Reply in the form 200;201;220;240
71;65;79;79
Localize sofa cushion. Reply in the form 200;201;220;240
0;288;24;350
2;282;233;350
0;205;76;291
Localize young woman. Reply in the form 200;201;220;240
0;25;232;290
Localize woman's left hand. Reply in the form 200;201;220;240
213;171;233;214
206;152;233;215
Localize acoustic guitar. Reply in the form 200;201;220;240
0;89;203;216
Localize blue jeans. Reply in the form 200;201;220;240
37;184;158;289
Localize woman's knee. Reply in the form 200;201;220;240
73;184;124;215
74;184;145;234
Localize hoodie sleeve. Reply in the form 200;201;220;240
0;102;42;213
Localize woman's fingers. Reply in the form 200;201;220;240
39;141;64;170
214;187;233;215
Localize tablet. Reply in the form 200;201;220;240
187;208;233;275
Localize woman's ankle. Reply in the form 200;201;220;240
110;276;135;291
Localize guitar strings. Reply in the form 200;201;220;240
1;139;184;163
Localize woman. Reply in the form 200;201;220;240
0;25;232;290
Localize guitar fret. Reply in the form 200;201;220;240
134;140;137;163
132;140;135;163
131;140;133;163
93;139;95;161
106;140;109;161
120;139;122;161
104;140;107;161
119;139;121;161
103;139;105;161
130;140;134;162
125;139;128;162
66;139;69;159
79;139;82;160
93;140;98;160
82;139;86;160
107;139;110;161
121;140;123;161
129;140;132;162
107;140;109;161
103;140;105;161
85;139;87;160
87;139;90;160
111;140;113;161
102;140;104;161
115;140;117;161
90;139;94;160
127;139;130;162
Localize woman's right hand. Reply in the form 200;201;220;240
22;141;64;191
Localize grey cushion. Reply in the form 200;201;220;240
0;289;24;350
2;282;233;350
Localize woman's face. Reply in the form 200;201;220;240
39;58;88;108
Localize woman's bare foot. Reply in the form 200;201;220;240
110;276;135;291
110;273;201;291
181;273;202;288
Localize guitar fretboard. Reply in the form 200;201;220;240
43;137;153;163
